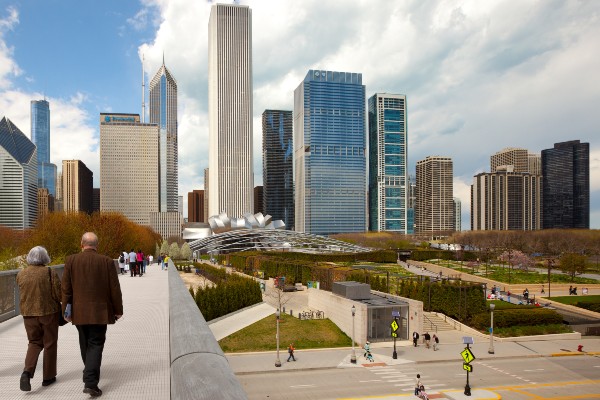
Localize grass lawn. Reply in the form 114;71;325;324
491;324;572;337
487;300;536;310
428;260;597;285
549;295;600;305
219;313;352;353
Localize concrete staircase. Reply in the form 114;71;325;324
423;311;456;332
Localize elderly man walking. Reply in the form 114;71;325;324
62;232;123;397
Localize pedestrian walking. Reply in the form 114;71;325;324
432;334;439;351
136;249;144;276
414;374;422;396
117;252;126;274
128;249;137;277
412;331;419;347
287;343;296;362
17;246;62;391
62;232;123;397
423;332;431;349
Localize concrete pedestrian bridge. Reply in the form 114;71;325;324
0;261;246;399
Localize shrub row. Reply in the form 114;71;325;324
575;302;600;313
471;309;563;330
189;264;262;321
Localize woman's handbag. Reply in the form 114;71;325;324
48;268;68;326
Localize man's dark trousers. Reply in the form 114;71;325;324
76;324;107;389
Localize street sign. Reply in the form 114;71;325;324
462;336;474;345
390;320;399;332
392;310;400;317
463;363;473;372
460;347;476;364
391;332;398;338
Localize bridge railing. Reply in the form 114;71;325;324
168;260;247;400
0;265;64;323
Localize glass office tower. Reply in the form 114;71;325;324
0;117;38;228
31;100;57;196
294;70;366;235
149;60;178;212
368;93;408;232
541;140;589;229
262;110;294;230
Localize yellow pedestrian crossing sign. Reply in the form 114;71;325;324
390;320;399;332
391;332;398;338
461;347;475;364
463;363;473;372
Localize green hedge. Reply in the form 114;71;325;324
189;263;262;321
471;309;563;330
576;302;600;313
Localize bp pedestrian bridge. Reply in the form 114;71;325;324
0;260;246;399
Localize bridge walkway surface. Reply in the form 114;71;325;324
0;263;170;399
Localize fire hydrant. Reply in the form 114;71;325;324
577;345;583;352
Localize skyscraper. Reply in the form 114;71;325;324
368;93;408;233
149;59;178;212
471;167;542;231
99;113;159;225
453;197;461;232
262;110;294;229
31;100;57;196
541;140;590;229
62;160;93;214
208;3;253;218
294;70;366;235
0;117;37;229
415;156;454;235
490;147;541;175
188;190;205;223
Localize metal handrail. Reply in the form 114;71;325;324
168;259;247;400
423;313;438;333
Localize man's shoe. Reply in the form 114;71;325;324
83;386;103;397
42;377;56;386
20;371;31;391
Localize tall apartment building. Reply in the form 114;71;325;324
294;70;366;235
541;140;590;229
0;117;37;229
471;167;542;230
38;188;54;219
262;110;294;229
150;211;182;239
31;100;57;197
62;160;93;214
55;171;63;211
208;3;253;217
99;113;159;226
490;147;541;175
149;59;178;212
415;156;454;235
368;93;408;233
188;190;205;223
92;188;100;213
453;197;461;231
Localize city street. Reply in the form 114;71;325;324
237;355;600;399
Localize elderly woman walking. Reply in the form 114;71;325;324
16;246;62;391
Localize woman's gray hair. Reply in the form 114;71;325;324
26;246;51;266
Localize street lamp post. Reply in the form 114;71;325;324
488;303;495;354
351;305;356;364
275;309;282;367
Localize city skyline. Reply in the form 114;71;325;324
0;1;598;229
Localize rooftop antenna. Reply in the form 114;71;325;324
141;53;146;123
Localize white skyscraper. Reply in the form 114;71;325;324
208;3;253;218
99;113;159;226
149;59;178;212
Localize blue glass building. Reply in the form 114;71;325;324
262;110;294;229
368;94;408;233
31;100;57;196
294;70;366;235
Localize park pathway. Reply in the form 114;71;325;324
0;262;170;399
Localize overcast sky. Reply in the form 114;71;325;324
0;0;598;229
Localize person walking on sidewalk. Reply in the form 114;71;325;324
414;374;422;396
412;331;419;347
432;334;439;351
287;343;296;362
423;332;431;349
